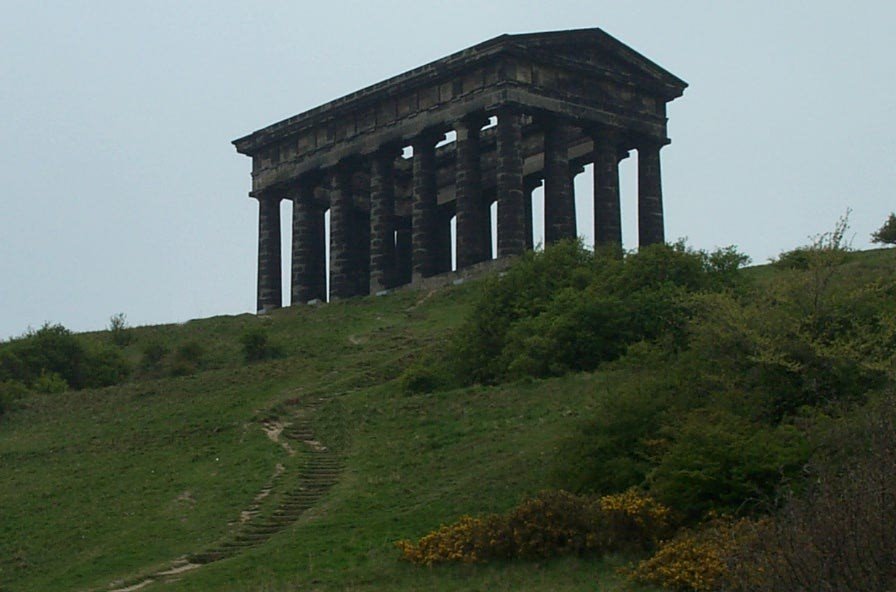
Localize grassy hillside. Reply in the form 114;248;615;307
0;247;892;592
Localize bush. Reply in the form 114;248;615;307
396;489;669;565
0;324;86;388
33;371;69;393
139;342;169;372
450;239;749;385
726;393;896;592
556;376;673;494
169;341;204;376
871;212;896;245
240;329;283;363
108;313;132;346
630;517;756;592
557;246;893;517
647;410;809;519
0;380;30;417
81;346;131;388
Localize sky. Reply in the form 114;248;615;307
1;1;894;339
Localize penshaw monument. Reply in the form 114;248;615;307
233;28;687;312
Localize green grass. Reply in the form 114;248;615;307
1;248;892;591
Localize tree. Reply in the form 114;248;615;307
870;212;896;245
108;313;132;346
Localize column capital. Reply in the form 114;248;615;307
524;175;543;193
255;185;286;203
634;135;671;151
411;129;445;151
455;111;489;132
372;142;404;163
494;103;524;118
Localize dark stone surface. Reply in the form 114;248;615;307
523;176;541;251
592;130;623;246
638;141;665;246
543;118;576;243
496;108;526;258
454;115;486;269
291;182;327;303
256;194;282;313
411;132;440;280
328;165;357;300
369;148;399;293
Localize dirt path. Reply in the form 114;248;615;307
102;397;343;592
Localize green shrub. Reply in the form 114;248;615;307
450;239;749;386
81;346;131;388
240;329;283;363
0;380;30;417
33;371;69;393
139;342;169;372
169;341;204;376
724;392;896;592
556;376;673;494
870;212;896;245
647;410;809;519
0;324;131;391
108;313;132;346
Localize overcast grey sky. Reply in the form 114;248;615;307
1;1;894;339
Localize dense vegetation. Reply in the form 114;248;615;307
0;226;892;591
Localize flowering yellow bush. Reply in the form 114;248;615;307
598;488;673;550
396;489;670;565
395;514;511;565
629;518;756;592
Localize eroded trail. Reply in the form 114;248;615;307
103;396;343;592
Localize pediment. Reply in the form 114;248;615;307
502;29;687;99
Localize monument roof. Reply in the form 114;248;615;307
233;28;687;155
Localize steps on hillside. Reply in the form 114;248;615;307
99;397;344;588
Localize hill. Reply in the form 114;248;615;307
0;244;893;592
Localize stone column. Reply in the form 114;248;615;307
543;118;576;243
329;162;357;300
481;190;495;261
369;147;399;293
454;115;486;270
434;205;454;274
638;140;665;246
592;131;623;247
394;216;413;286
412;131;441;281
256;192;282;313
353;184;371;296
291;181;326;304
496;107;526;258
523;176;541;251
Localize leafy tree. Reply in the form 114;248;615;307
108;313;132;346
871;212;896;245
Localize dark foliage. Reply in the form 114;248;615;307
448;239;749;386
729;392;896;592
871;212;896;245
169;341;204;377
0;324;130;391
240;329;284;363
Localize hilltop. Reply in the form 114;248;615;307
0;242;893;592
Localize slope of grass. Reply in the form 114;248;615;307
0;248;891;591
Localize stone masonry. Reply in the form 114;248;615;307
233;28;687;312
